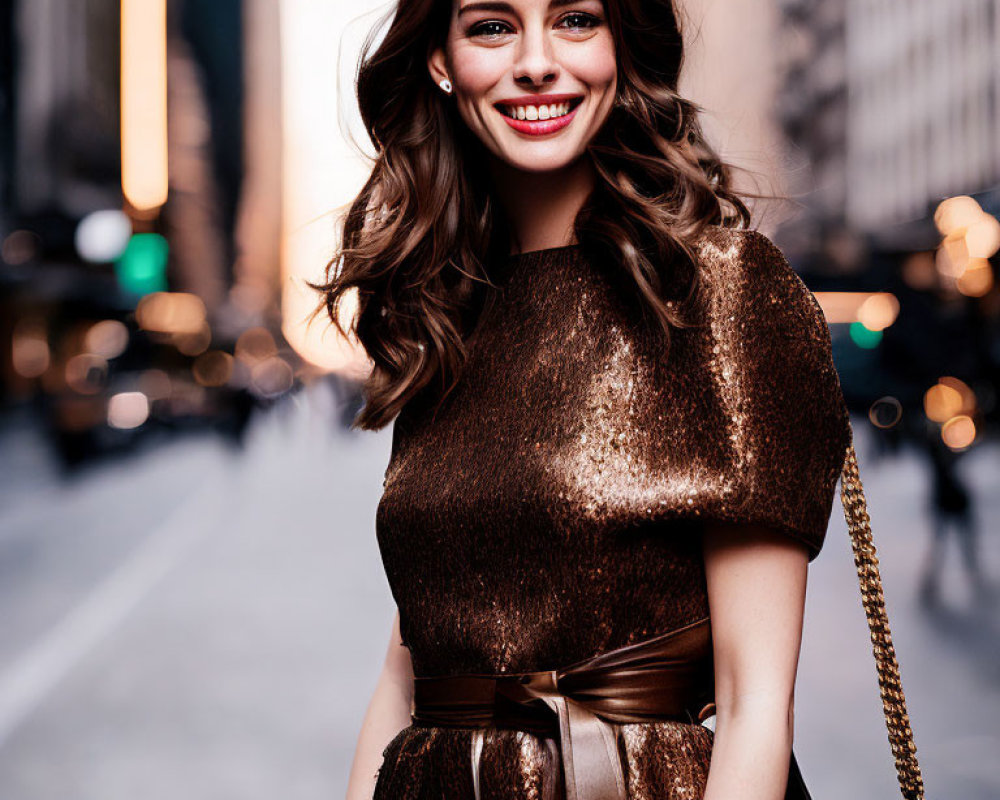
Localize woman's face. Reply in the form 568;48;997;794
428;0;618;174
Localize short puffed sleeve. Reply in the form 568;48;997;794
695;228;853;561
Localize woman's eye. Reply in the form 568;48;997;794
467;20;514;38
558;12;600;30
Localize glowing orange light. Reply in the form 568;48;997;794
868;396;902;429
956;260;994;297
11;319;50;378
923;383;963;423
65;354;109;395
856;293;900;331
941;415;976;450
192;351;234;387
936;234;970;278
934;195;983;237
136;292;207;335
173;321;212;356
121;0;168;215
965;215;1000;259
84;320;130;360
811;291;899;328
938;376;977;412
235;327;278;365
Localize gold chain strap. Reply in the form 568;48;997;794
839;440;925;799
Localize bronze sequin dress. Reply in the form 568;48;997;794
373;225;852;800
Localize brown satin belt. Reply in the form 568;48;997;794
411;616;716;800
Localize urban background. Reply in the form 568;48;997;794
0;0;998;798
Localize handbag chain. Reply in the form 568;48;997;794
839;440;925;799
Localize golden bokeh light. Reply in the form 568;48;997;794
955;260;994;297
173;321;212;356
65;354;109;395
856;292;900;331
136;292;207;335
933;195;983;237
965;214;1000;259
868;396;902;429
923;382;963;423
11;319;50;378
924;376;977;425
84;320;130;360
941;415;976;450
937;376;977;411
235;327;278;365
811;291;899;327
936;233;969;278
192;350;234;387
120;0;168;215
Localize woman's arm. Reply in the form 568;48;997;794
345;609;415;800
701;522;810;800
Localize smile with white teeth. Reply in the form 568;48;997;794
498;101;576;121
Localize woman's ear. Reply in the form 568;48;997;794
427;46;450;88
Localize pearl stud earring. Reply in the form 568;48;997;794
439;78;453;95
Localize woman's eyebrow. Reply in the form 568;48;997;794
458;1;513;16
458;0;585;17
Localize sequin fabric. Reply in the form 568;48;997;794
372;225;852;799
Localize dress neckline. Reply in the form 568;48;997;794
506;243;582;262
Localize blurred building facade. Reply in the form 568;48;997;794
776;0;1000;235
846;0;1000;231
776;0;849;229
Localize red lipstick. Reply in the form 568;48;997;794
493;95;584;137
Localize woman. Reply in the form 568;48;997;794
321;0;852;798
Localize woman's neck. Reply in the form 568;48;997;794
489;156;596;255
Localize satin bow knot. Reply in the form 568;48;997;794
412;616;715;800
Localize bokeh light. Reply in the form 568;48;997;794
173;322;213;357
933;195;983;237
941;415;976;450
115;233;170;296
136;292;208;335
84;320;130;360
107;391;150;429
192;351;234;387
235;327;278;365
868;396;903;429
75;210;133;263
856;293;900;331
120;0;168;215
11;319;51;379
65;354;109;395
1;230;42;265
849;321;882;349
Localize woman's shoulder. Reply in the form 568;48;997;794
691;224;831;345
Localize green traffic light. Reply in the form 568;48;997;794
849;321;883;349
115;233;169;296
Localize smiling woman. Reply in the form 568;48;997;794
322;2;855;800
428;0;618;172
313;0;752;435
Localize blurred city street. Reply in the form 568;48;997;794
2;1;999;798
0;380;997;800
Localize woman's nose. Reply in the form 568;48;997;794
513;28;558;87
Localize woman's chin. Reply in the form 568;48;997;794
491;144;584;175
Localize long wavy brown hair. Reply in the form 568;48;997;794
313;0;757;431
